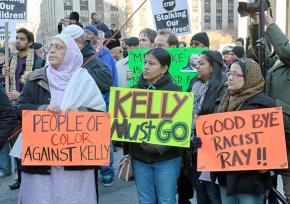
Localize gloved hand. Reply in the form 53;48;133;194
191;136;202;149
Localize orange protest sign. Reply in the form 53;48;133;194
22;110;111;166
196;107;288;171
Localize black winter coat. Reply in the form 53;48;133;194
15;67;98;174
0;84;17;151
81;41;113;93
128;74;183;163
216;92;275;196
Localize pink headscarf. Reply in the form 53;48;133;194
46;34;83;106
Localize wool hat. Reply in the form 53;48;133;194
62;24;84;39
126;37;139;46
232;46;245;58
84;25;99;37
202;50;223;66
33;42;43;50
191;32;210;48
69;12;80;22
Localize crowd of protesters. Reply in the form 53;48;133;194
1;5;290;204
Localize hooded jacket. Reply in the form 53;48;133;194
128;74;182;163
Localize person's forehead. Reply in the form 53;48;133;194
17;32;28;39
139;33;149;40
51;38;65;46
155;35;168;44
230;63;242;72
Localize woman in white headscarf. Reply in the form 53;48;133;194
15;33;105;204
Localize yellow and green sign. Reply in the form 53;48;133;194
128;48;207;91
109;87;194;147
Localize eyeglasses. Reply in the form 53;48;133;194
226;71;244;79
190;40;202;47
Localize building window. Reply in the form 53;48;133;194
80;0;89;24
216;0;222;28
95;0;104;19
64;0;73;18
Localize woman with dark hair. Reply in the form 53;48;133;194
129;48;182;204
186;50;227;204
216;58;274;204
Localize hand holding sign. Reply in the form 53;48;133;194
22;110;111;166
110;87;194;147
196;107;288;171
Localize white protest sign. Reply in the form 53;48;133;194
0;21;16;43
0;0;27;20
149;0;192;35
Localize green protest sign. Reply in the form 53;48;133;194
128;48;207;91
109;87;194;148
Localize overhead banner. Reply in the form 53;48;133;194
109;87;194;147
0;0;27;20
196;107;288;171
22;110;111;166
150;0;192;35
128;48;206;91
0;21;16;43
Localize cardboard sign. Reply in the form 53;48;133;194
150;0;192;35
128;48;207;91
0;0;27;20
109;87;194;147
196;107;288;171
22;110;111;166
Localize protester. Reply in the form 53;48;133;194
222;46;233;67
2;28;45;101
1;28;45;190
57;11;83;34
229;46;245;62
110;23;122;40
235;37;245;47
84;25;117;83
106;39;123;61
129;48;181;204
139;28;157;48
120;38;129;58
116;37;139;88
0;84;17;177
215;59;274;204
154;29;179;48
0;47;13;178
84;24;118;90
182;51;226;204
62;25;113;94
33;42;45;59
15;33;105;203
190;32;210;48
249;9;290;202
90;12;111;38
